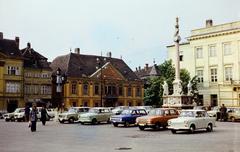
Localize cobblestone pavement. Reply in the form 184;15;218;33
0;119;239;152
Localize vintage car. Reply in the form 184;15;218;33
3;108;25;122
136;108;179;130
14;108;26;122
58;107;89;123
111;106;129;115
207;106;220;120
110;108;147;127
228;107;240;122
79;107;112;125
135;106;153;113
168;110;216;134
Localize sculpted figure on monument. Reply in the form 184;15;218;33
162;81;169;96
187;81;192;96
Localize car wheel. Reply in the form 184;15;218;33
113;123;118;127
107;118;111;124
17;119;21;122
124;122;130;127
171;129;176;134
11;117;15;122
5;119;9;122
68;118;74;123
92;118;97;125
155;123;161;130
206;123;213;132
231;117;236;122
139;126;145;131
81;122;85;125
189;125;195;134
59;120;65;124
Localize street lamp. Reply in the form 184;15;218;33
96;57;106;107
56;68;66;111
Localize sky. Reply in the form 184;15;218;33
0;0;240;70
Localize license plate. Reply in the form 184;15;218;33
139;124;145;126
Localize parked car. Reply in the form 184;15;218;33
228;107;240;122
0;110;7;119
79;107;112;125
58;107;89;123
168;110;216;134
110;108;147;127
111;106;129;115
136;108;179;130
207;106;220;120
14;108;26;122
3;108;25;122
193;106;207;110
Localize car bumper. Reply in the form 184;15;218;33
79;118;92;122
168;124;189;130
137;123;155;127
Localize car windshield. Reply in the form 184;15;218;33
89;109;99;113
121;109;131;115
179;111;195;117
68;108;77;113
148;109;164;116
14;108;21;113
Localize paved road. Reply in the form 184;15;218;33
0;119;239;152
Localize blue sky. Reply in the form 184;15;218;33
0;0;240;70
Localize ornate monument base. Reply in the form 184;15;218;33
162;95;193;109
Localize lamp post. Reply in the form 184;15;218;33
96;57;106;107
56;68;66;112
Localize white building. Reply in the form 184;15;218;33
167;20;240;107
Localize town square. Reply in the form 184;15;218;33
1;0;240;152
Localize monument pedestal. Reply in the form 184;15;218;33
162;95;193;109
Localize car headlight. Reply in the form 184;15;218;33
168;121;171;125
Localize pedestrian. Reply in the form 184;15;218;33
40;105;48;126
220;104;227;121
25;105;30;122
29;104;38;132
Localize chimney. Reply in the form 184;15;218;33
107;52;112;58
0;32;3;39
145;63;149;71
27;42;31;49
75;48;80;54
206;19;213;28
15;37;19;49
138;66;141;71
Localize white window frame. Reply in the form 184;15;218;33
196;70;204;83
225;67;232;81
210;68;217;82
223;43;231;55
196;47;203;59
209;45;216;57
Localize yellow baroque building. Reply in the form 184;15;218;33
50;49;144;108
167;20;240;107
0;33;24;112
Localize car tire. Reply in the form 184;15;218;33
68;118;74;123
11;117;15;122
155;122;161;130
124;122;130;127
189;125;195;134
59;120;65;124
5;119;9;122
81;122;85;125
113;123;118;127
206;123;213;132
92;118;97;125
139;126;145;131
171;129;176;134
17;119;21;122
231;117;236;122
107;118;111;124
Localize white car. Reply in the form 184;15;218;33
168;110;216;134
14;108;26;122
4;108;25;122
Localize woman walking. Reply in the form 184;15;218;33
29;104;38;132
41;105;48;125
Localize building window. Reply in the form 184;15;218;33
223;43;231;55
196;70;204;83
7;66;20;75
196;47;203;59
179;51;183;61
42;73;49;78
225;67;232;81
128;87;132;96
71;83;77;94
83;84;88;95
41;85;51;95
210;68;217;82
6;82;20;93
136;87;141;97
94;84;99;95
209;45;216;57
83;101;88;107
119;86;123;96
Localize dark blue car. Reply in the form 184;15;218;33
110;109;147;127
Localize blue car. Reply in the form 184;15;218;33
110;109;147;127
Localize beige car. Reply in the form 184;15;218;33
58;107;90;123
79;107;112;125
228;108;240;122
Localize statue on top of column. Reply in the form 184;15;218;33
162;81;169;96
174;17;181;43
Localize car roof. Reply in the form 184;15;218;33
70;107;90;109
182;109;206;112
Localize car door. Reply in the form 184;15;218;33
195;111;205;129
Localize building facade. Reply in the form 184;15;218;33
0;33;24;112
20;43;52;106
167;20;240;107
50;49;144;108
